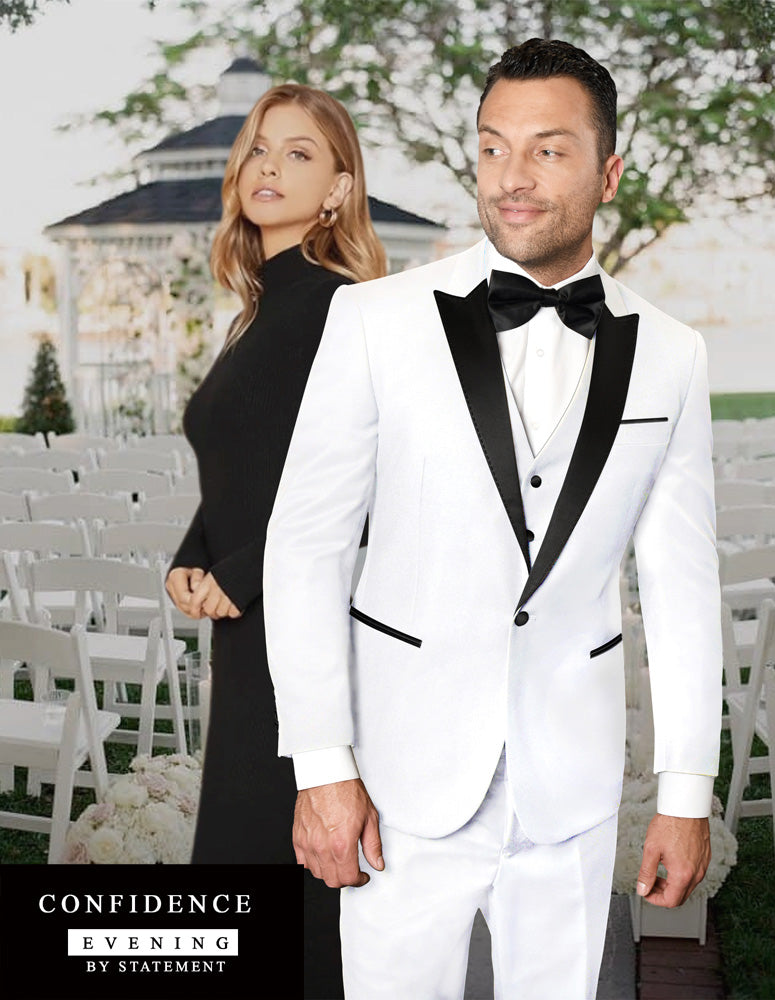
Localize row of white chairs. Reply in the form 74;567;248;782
0;446;195;476
0;467;199;497
0;489;198;527
0;431;194;457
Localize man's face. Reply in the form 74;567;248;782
476;76;622;284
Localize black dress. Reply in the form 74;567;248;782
169;244;348;998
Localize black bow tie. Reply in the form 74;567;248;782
487;271;605;339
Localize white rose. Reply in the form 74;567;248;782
87;827;124;864
141;801;184;837
108;777;149;808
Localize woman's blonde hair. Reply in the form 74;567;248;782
210;84;387;350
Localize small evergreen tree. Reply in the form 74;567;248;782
16;335;75;436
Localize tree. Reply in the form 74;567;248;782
80;0;775;275
0;0;69;31
17;335;75;436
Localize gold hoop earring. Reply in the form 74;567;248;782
319;207;337;229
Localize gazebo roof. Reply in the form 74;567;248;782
148;116;247;153
46;180;442;231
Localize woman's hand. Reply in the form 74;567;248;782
166;566;206;617
188;572;243;620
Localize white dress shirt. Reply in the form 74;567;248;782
291;240;713;818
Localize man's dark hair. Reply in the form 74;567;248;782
478;38;617;165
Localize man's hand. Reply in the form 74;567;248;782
293;779;384;888
166;566;206;617
637;813;711;907
188;572;243;620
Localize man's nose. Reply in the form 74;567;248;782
499;154;537;194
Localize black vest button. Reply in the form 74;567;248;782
530;475;542;488
515;611;529;626
526;529;535;541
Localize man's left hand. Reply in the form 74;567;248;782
636;813;711;908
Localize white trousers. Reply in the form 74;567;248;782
340;751;617;1000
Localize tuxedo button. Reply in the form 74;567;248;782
530;475;542;488
526;530;535;542
515;611;529;626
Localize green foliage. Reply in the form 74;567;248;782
0;416;19;432
79;0;775;273
16;335;75;437
710;393;775;420
0;0;69;31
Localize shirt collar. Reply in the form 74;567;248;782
484;239;601;290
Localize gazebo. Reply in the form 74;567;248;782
45;58;445;432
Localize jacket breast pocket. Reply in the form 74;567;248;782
589;633;623;658
350;606;422;648
614;419;671;447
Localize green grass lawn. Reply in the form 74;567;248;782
710;394;775;421
712;730;775;1000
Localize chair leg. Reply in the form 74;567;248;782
47;694;81;864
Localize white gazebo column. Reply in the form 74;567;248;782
55;241;83;425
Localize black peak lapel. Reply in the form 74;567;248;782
516;305;639;611
434;281;531;570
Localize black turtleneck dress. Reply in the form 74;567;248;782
169;244;348;997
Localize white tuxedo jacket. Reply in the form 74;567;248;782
263;239;722;844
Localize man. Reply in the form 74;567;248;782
264;38;721;998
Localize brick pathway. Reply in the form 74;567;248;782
637;909;726;999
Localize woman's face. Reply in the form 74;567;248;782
237;101;352;257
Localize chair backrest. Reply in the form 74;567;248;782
746;436;775;461
27;491;133;525
0;449;97;473
136;493;199;523
0;491;29;521
48;431;122;452
0;468;76;495
0;619;109;795
127;433;192;454
98;449;182;475
95;521;186;562
733;457;775;482
718;545;775;587
0;518;92;558
0;431;46;452
26;556;171;633
715;479;775;509
715;505;775;547
78;469;173;498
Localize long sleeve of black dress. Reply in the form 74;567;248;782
168;245;352;612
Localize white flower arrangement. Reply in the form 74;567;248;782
613;771;738;899
63;752;202;864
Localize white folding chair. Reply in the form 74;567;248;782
718;545;775;616
26;556;187;757
94;520;212;667
98;449;183;476
0;519;92;627
136;493;200;524
0;468;75;495
48;431;123;452
0;432;46;452
0;620;120;863
0;491;29;520
78;469;173;499
724;598;775;839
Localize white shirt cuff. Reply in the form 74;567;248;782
292;745;360;790
656;771;715;817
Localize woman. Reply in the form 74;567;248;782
166;83;385;994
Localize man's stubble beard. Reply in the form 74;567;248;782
477;192;598;281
